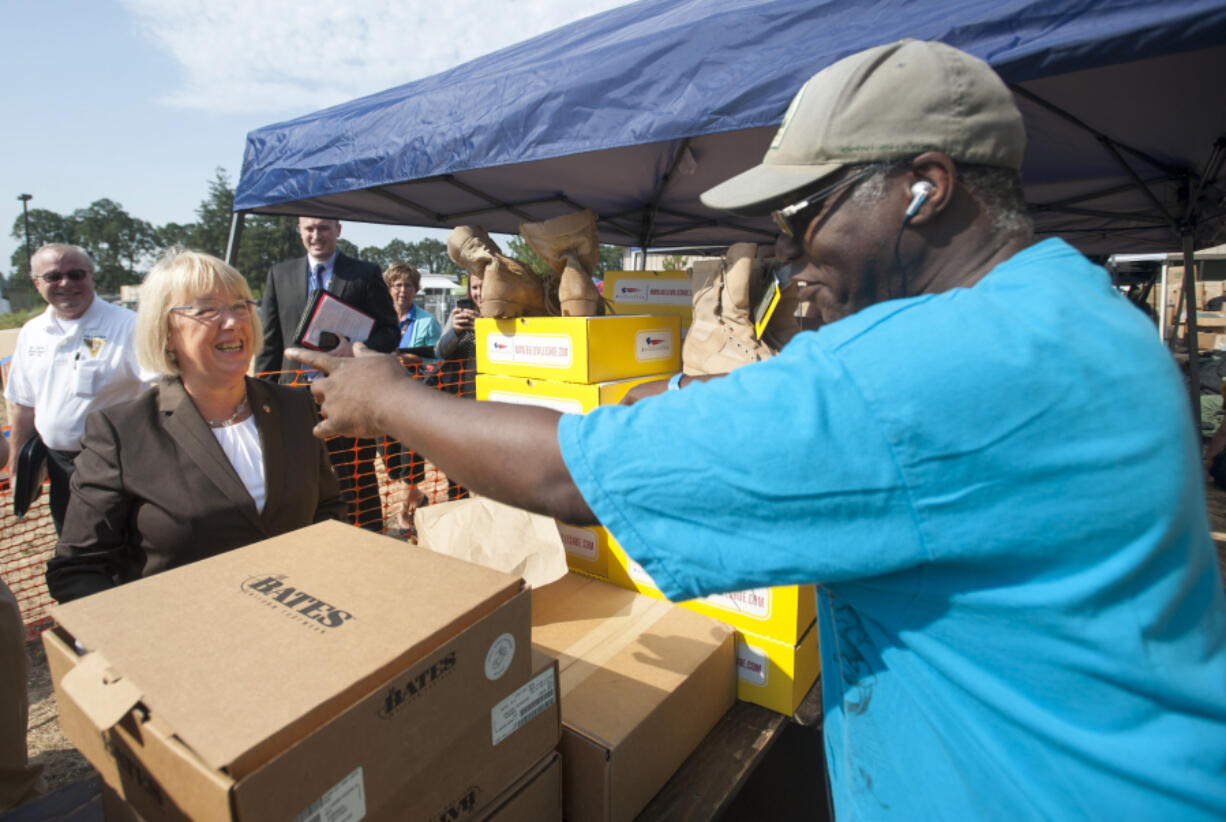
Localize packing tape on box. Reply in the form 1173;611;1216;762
554;596;674;699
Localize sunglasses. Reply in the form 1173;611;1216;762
37;268;90;284
770;166;874;238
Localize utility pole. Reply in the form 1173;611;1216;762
18;193;33;276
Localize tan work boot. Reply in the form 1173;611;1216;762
446;225;546;318
519;210;603;316
681;260;725;377
681;244;780;375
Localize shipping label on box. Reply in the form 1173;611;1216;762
476;373;667;414
605;536;816;645
603;271;692;329
477;315;680;384
532;574;734;822
45;522;538;822
735;623;821;716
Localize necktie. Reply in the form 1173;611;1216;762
311;263;326;296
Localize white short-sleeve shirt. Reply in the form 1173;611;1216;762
4;296;149;450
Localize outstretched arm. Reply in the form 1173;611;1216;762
288;346;597;524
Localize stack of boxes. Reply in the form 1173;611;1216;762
473;303;820;716
1162;269;1226;350
473;310;683;585
473;310;742;821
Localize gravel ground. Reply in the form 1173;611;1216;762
24;637;96;795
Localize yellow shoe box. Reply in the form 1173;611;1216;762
603;270;692;330
735;623;821;716
604;535;820;715
606;538;816;645
476;315;680;384
554;522;610;579
476;373;667;414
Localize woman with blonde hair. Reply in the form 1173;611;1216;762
46;251;344;603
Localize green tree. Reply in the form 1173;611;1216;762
72;199;154;292
595;244;625;276
359;245;391;271
504;236;552;277
503;237;624;278
189;168;238;257
8;207;82;278
153;170;302;294
659;254;687;272
154;221;197;252
409;237;460;275
232;215;303;295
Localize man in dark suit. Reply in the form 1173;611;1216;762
256;217;399;532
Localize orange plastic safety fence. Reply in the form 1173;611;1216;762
0;476;58;641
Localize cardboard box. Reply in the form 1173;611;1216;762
602;270;692;330
554;522;611;580
478;751;562;821
45;521;552;822
476;315;680;384
366;655;560;821
532;573;735;822
476;373;667;414
605;536;816;645
94;661;562;822
735;623;821;716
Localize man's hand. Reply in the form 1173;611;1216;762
396;352;424;367
620;378;671;406
287;345;412;439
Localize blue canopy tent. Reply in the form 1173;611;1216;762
234;0;1226;256
232;0;1226;402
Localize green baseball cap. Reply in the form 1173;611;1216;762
701;39;1026;216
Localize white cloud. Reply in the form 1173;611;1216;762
121;0;631;115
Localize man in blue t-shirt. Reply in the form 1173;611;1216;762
291;39;1226;820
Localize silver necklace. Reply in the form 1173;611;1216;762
206;394;250;428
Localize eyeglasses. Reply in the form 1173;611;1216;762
36;269;90;284
170;300;257;323
770;166;874;238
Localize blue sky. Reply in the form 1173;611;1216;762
0;0;629;276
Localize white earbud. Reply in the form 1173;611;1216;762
904;181;935;222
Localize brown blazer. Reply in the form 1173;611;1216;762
47;376;346;603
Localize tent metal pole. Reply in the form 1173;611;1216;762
638;139;694;264
1008;85;1179;175
441;175;540;223
225;212;246;267
1183;231;1201;425
1159;261;1169;344
1181;138;1225;224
